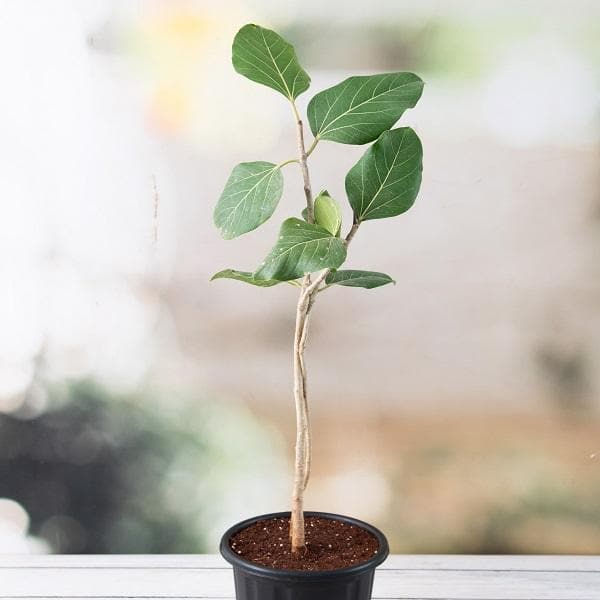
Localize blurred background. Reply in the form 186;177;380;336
1;0;599;554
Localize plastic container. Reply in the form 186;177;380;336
220;511;389;600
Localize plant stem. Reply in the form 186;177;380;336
345;218;360;245
303;222;361;297
278;158;300;169
289;103;359;553
306;136;319;158
294;119;314;224
290;101;314;553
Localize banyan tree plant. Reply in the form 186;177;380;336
212;24;423;554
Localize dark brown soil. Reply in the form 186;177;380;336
229;516;380;571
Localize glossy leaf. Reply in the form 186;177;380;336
325;270;395;289
211;269;283;287
313;191;342;236
307;72;423;144
255;218;347;281
232;24;310;100
214;161;283;239
345;127;422;222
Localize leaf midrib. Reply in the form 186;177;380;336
261;230;339;274
358;130;407;219
337;274;387;282
261;28;293;100
364;161;421;217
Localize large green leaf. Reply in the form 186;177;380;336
307;72;423;144
255;218;347;281
325;270;395;289
313;191;342;236
214;161;283;239
211;269;283;287
345;128;423;222
232;24;310;100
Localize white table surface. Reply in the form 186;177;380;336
1;554;599;599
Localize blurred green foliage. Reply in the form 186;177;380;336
286;17;600;78
0;379;284;553
385;442;600;554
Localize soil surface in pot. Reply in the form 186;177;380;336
229;516;380;571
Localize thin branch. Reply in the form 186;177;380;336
292;102;314;224
344;217;360;246
277;158;300;169
317;283;333;294
303;220;362;297
305;136;319;158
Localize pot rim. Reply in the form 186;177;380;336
219;511;389;580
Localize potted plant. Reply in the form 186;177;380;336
213;23;423;600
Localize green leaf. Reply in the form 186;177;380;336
232;24;310;100
255;218;347;281
214;161;283;239
325;270;395;289
314;191;342;236
210;269;283;287
307;72;423;144
345;127;423;222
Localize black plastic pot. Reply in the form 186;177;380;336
220;511;389;600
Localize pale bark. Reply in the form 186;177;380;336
289;108;360;553
290;108;313;552
290;289;310;551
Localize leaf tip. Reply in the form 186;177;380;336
235;23;258;35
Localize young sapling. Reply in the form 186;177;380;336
212;23;424;555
